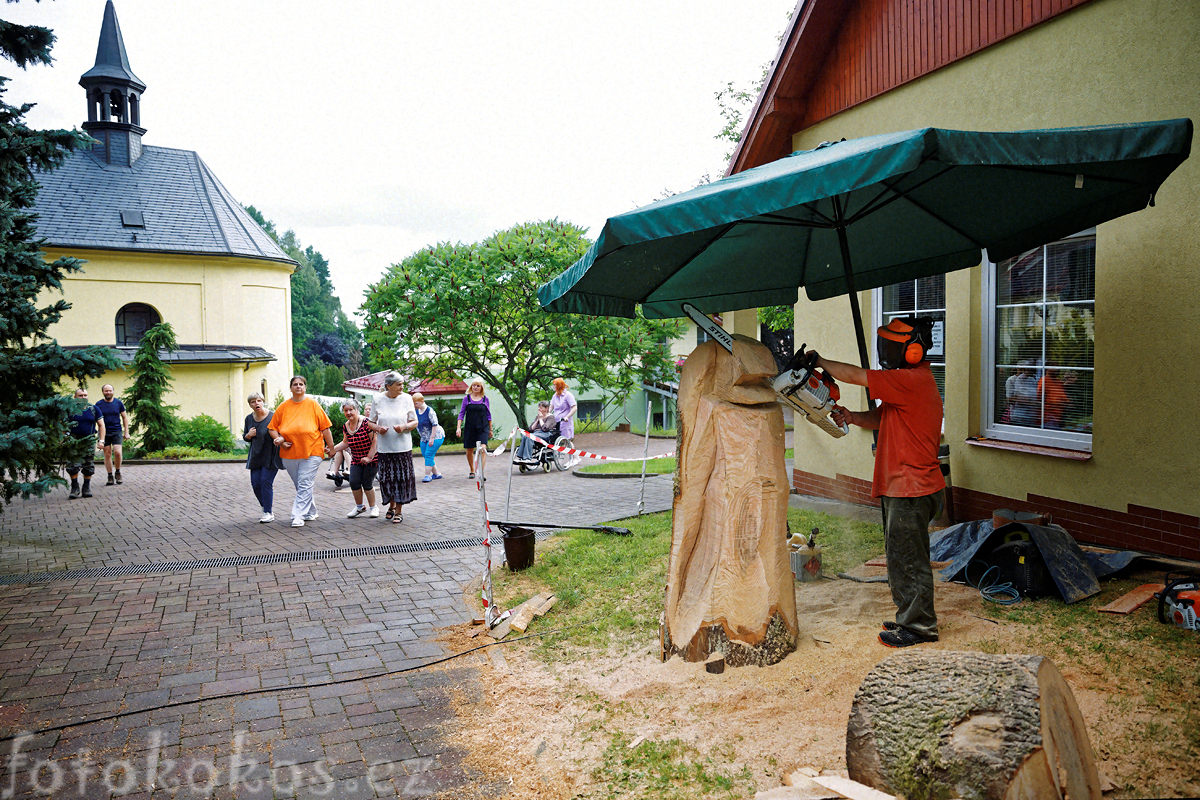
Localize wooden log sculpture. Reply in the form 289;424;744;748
662;336;798;667
847;651;1101;800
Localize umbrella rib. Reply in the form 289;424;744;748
848;164;955;222
755;202;838;228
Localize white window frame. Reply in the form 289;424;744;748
980;230;1094;452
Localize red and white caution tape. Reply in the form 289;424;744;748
516;429;675;462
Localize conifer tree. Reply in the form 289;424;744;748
0;16;118;510
125;323;180;454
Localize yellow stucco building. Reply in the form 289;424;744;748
33;1;295;436
731;0;1198;560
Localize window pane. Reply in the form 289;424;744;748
1047;239;1095;302
994;306;1044;368
882;281;914;313
997;247;1044;305
1044;302;1094;369
916;275;944;310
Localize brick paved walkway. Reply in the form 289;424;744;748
0;432;674;799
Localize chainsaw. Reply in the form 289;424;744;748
682;303;848;438
1156;573;1200;632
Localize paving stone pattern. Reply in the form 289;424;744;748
0;432;673;798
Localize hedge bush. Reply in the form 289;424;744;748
175;414;235;453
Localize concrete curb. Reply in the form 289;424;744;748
573;471;668;480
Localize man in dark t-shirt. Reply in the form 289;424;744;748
66;387;105;498
93;384;129;485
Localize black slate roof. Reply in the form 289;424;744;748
65;344;277;365
32;145;295;265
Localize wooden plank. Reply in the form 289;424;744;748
509;591;553;633
810;774;896;800
533;594;558;617
1097;583;1162;615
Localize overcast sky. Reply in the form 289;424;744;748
3;1;794;314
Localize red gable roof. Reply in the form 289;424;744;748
341;370;468;396
727;0;1096;175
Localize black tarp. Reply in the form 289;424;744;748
929;520;1145;604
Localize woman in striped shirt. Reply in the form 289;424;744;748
332;399;379;518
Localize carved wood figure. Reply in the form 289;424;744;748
662;336;798;667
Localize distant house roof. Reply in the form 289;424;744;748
342;370;468;396
31;145;295;265
65;344;276;365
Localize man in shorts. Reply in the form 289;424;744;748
65;387;104;498
94;384;130;485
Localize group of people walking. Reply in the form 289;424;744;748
244;372;576;526
66;372;578;529
246;372;420;527
64;383;129;498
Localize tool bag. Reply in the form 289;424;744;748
986;537;1055;598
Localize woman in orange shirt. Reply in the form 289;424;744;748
269;375;335;528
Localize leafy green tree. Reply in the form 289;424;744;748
125;323;180;454
362;220;683;428
0;15;119;509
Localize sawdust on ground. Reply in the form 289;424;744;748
436;563;1195;799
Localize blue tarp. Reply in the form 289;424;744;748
929;520;1145;604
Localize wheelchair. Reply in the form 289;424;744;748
511;423;574;473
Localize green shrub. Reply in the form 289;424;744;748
142;445;238;460
325;402;348;438
175;414;235;453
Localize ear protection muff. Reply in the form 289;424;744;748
905;339;925;365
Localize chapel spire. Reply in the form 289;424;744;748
80;0;147;166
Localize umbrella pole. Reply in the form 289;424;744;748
831;202;879;448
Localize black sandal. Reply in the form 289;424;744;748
392;512;403;524
385;508;395;520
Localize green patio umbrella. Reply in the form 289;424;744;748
539;119;1191;368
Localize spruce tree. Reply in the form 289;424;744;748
125;323;180;454
0;16;118;510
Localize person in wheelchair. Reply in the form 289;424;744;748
513;401;558;463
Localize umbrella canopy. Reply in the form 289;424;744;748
539;120;1192;321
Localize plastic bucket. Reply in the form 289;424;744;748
500;526;536;571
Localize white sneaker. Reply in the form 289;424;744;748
302;511;319;521
259;512;274;523
368;506;380;518
291;518;304;528
346;506;366;518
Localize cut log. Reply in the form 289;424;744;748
662;337;798;667
846;651;1100;800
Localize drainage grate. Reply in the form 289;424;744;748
0;531;551;586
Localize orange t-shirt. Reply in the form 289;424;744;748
269;398;332;460
866;364;944;498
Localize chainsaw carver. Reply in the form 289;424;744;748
813;317;945;648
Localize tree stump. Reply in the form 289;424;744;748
847;651;1101;800
662;337;798;667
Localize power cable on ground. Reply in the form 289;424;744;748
0;620;591;745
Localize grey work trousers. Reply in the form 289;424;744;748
881;490;945;639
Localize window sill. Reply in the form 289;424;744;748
964;437;1092;461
